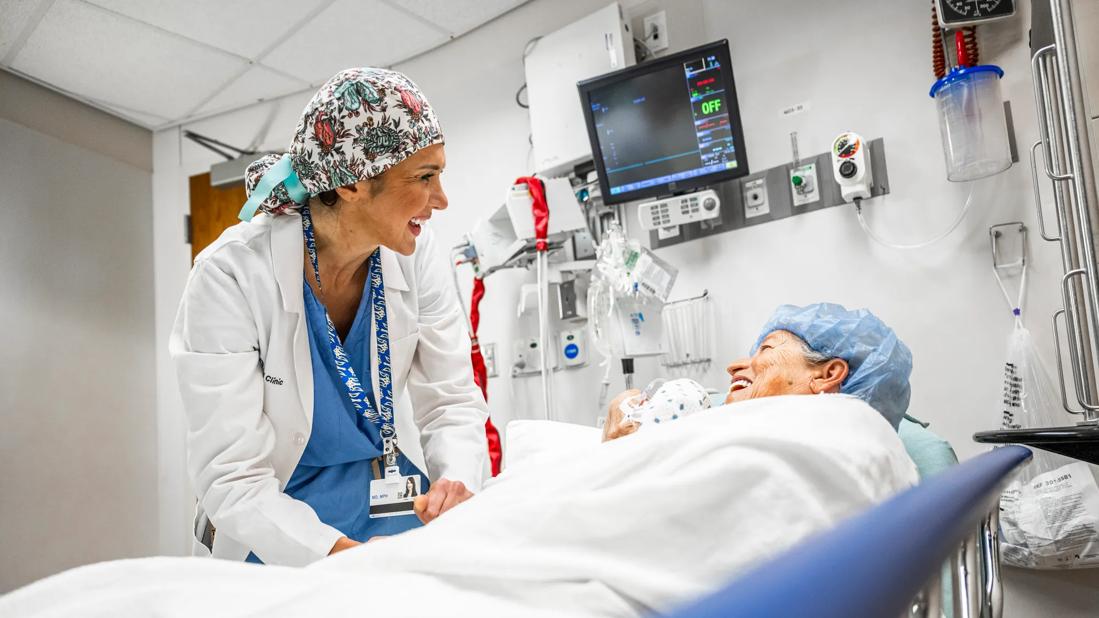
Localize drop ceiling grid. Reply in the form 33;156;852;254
81;0;331;60
11;0;248;121
386;0;525;37
193;64;309;118
260;0;454;84
0;0;48;60
3;0;531;129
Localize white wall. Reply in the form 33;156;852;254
151;0;1099;614
0;91;157;589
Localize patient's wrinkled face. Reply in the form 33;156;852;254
723;330;822;405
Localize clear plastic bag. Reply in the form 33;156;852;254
997;321;1099;569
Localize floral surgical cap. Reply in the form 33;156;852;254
241;67;443;220
752;303;913;429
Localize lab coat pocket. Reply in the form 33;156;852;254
192;508;213;558
388;330;420;386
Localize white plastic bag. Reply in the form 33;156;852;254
997;322;1099;569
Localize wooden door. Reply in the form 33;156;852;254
189;173;247;262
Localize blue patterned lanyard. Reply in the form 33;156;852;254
301;204;398;469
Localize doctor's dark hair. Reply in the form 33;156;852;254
315;175;387;207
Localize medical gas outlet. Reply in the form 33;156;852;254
831;132;873;203
637;189;721;231
789;162;820;207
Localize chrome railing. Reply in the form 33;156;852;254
1031;0;1099;420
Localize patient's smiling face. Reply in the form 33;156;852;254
723;330;848;405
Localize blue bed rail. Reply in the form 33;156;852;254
668;445;1032;618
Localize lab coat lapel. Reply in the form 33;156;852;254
270;213;314;428
379;248;409;293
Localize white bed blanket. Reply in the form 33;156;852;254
2;394;917;617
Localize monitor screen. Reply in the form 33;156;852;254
578;40;748;205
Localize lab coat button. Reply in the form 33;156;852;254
293;432;306;446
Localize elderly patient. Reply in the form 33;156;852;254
603;302;912;441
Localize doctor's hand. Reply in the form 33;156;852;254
328;536;362;555
414;478;472;524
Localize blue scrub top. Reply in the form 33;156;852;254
247;274;427;563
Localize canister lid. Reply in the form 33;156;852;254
929;64;1004;98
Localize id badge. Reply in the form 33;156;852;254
369;474;421;519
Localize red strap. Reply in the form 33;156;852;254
484;417;502;477
470;277;485;335
515;176;550;252
469;276;501;476
954;30;970;68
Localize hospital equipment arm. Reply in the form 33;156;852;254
666;445;1031;618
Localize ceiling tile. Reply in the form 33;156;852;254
11;0;247;122
262;0;448;84
82;0;330;59
191;64;309;118
98;104;170;128
386;0;526;37
0;0;44;60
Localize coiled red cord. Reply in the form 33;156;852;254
931;1;946;79
932;1;980;77
962;26;979;66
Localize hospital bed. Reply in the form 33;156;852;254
667;431;1031;618
2;404;1024;618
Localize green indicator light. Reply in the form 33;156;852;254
792;175;803;186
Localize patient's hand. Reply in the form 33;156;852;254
414;478;473;524
602;389;641;442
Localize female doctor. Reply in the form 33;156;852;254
170;68;488;566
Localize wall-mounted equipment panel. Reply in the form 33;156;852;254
649;138;891;249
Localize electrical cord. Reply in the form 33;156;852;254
854;186;975;250
514;36;542;110
633;36;655;61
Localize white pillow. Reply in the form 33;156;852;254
503;420;601;471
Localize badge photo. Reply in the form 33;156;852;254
369;475;421;518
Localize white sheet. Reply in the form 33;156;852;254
1;394;917;617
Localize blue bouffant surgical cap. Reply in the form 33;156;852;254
752;303;913;429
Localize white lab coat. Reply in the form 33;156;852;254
169;212;489;566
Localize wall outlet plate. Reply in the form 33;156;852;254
643;10;669;53
559;329;587;367
482;342;497;378
743;177;770;219
512;337;557;376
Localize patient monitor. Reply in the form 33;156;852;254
577;39;750;210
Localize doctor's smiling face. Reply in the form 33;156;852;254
723;330;849;405
332;143;448;256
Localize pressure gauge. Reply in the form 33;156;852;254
936;0;1016;28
